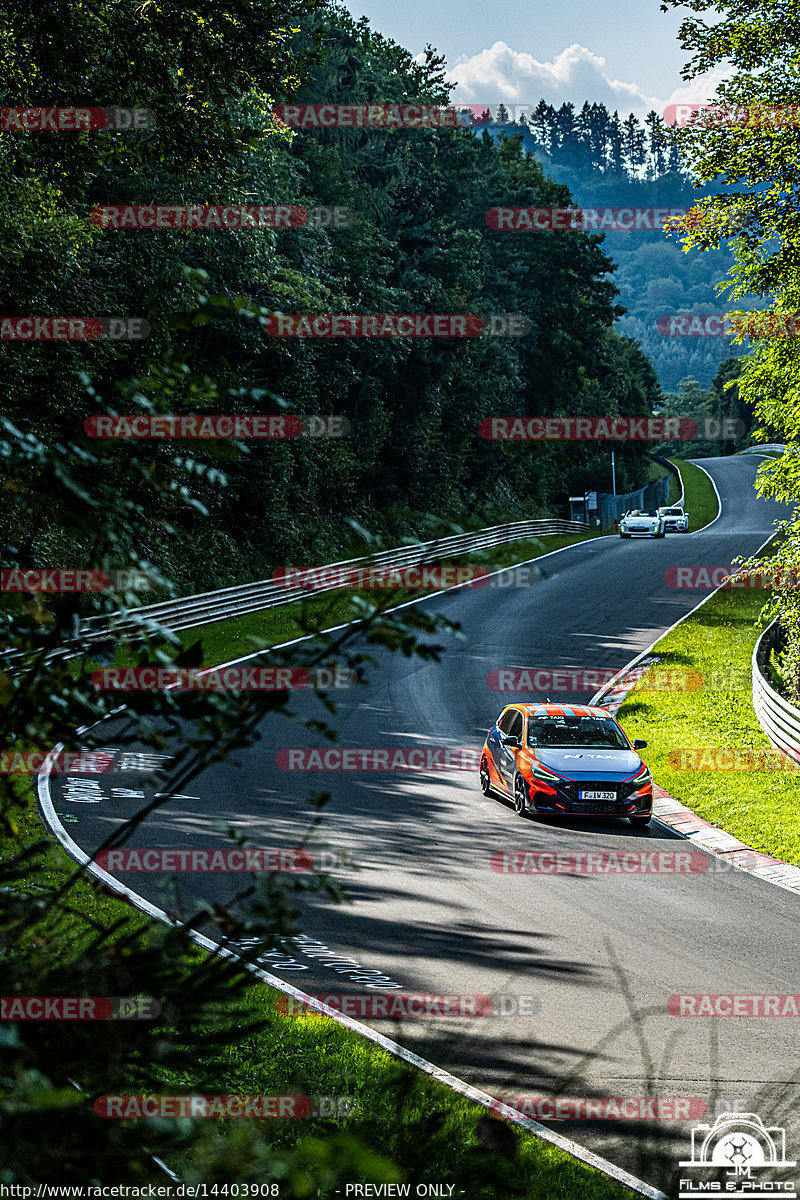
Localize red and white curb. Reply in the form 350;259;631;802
593;461;800;895
594;655;800;898
651;786;800;895
596;657;661;715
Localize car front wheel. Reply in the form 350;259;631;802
480;756;495;798
513;775;530;817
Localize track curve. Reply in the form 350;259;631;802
43;455;800;1193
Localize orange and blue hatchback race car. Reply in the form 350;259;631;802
479;703;653;825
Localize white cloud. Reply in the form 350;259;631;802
440;41;728;121
662;66;736;113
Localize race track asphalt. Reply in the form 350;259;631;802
45;455;800;1193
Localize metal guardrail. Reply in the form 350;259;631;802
97;518;588;637
7;519;589;663
737;444;786;455
752;621;800;757
649;453;684;505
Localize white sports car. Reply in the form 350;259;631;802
658;505;690;532
619;509;666;539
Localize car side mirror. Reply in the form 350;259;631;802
501;734;520;747
633;739;647;750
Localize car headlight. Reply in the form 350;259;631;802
622;764;652;799
532;763;564;783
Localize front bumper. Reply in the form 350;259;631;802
529;778;653;818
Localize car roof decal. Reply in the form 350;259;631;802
520;702;608;718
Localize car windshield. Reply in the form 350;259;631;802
627;510;657;518
663;509;682;515
527;715;628;750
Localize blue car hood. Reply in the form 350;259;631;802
535;747;642;779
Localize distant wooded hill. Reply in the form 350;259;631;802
476;101;753;390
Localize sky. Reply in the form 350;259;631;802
340;0;729;119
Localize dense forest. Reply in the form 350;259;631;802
1;2;680;599
1;3;758;606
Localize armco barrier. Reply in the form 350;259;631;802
737;444;786;455
5;519;589;661
752;621;800;758
596;476;670;528
648;453;684;505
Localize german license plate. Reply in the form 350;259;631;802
579;790;615;800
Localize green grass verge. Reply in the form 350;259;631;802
669;460;719;532
168;986;637;1198
666;469;680;504
617;545;800;867
4;793;633;1198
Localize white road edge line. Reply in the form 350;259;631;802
687;459;723;533
590;460;788;891
38;533;662;1200
36;763;665;1200
590;463;770;712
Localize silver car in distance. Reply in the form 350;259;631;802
619;509;666;539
